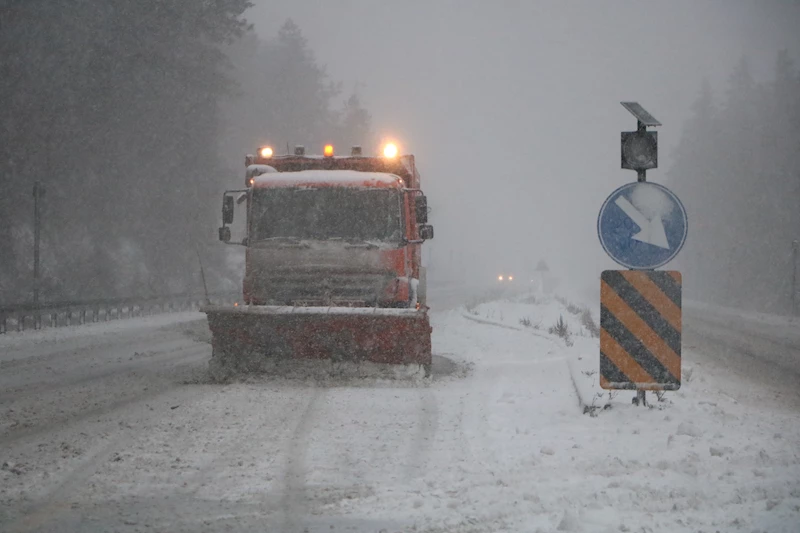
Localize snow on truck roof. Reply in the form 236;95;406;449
251;169;403;189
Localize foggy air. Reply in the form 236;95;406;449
1;1;799;532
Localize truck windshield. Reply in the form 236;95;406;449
251;187;404;242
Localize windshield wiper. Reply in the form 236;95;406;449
260;236;301;243
344;239;379;249
255;236;312;248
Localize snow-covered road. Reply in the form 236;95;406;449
1;290;798;532
683;304;800;411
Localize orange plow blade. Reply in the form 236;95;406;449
202;305;432;381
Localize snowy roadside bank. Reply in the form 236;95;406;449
461;291;614;414
443;291;800;531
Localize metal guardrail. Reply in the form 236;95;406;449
0;292;239;335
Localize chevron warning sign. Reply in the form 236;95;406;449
600;270;682;390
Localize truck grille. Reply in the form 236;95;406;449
251;271;395;306
291;299;367;307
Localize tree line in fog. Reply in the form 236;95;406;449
0;1;372;305
669;50;800;314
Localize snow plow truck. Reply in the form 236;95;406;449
202;143;435;380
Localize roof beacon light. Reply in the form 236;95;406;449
294;145;305;156
259;146;273;158
351;146;362;156
383;143;398;158
323;144;334;157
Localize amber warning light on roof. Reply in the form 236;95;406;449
323;144;334;157
383;143;398;158
259;146;273;158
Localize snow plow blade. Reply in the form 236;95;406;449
201;305;432;381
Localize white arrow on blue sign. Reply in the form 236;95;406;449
598;182;688;270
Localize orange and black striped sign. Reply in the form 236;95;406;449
600;270;682;390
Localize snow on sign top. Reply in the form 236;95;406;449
251;169;404;189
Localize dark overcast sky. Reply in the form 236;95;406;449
244;0;800;294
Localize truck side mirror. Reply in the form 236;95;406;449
222;195;234;225
219;226;231;242
415;195;428;223
419;224;434;240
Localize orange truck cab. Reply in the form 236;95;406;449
218;144;434;310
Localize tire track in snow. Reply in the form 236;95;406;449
175;385;312;506
461;358;575;479
402;386;440;482
279;387;326;532
0;324;205;381
0;340;207;405
0;347;207;449
459;366;506;480
3;435;128;533
444;314;578;529
267;378;438;527
0;331;176;368
450;371;547;531
454;312;573;483
2;383;208;533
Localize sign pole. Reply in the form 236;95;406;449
33;181;43;330
636;120;647;183
636;118;646;404
636;390;647;407
634;118;646;404
792;240;799;318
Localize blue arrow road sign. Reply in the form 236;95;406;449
598;182;687;270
